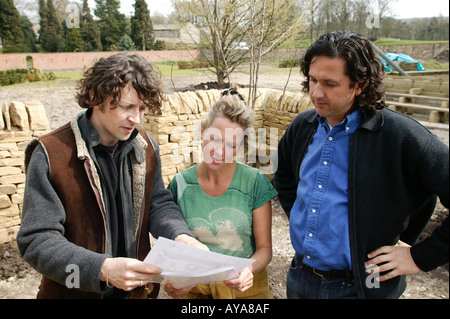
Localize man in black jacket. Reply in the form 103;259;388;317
274;30;448;299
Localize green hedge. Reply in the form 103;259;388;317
177;60;211;69
0;68;56;86
279;59;300;68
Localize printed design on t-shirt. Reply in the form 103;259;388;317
187;207;251;255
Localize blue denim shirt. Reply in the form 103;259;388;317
290;109;361;271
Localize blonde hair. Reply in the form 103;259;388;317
202;89;254;129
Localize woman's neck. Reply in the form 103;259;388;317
197;161;236;197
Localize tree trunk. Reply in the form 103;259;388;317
217;70;226;86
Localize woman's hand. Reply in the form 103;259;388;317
164;282;194;299
174;234;209;251
224;266;254;292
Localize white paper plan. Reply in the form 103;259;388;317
143;237;254;289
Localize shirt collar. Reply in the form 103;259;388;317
316;109;361;134
78;108;101;147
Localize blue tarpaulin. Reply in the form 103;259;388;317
380;53;426;72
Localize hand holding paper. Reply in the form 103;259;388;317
174;234;209;251
143;237;254;289
223;265;254;292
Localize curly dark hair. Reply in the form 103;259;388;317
300;30;385;117
76;53;163;114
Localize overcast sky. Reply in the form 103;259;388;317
389;0;449;19
98;0;448;19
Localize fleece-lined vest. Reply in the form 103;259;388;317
30;123;157;299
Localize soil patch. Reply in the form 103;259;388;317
180;81;233;92
0;243;32;280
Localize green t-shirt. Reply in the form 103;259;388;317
168;162;277;259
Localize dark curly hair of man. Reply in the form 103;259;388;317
76;53;164;114
300;30;385;117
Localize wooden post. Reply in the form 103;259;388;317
440;101;449;123
399;96;410;114
429;111;438;123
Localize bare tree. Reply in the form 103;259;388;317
247;0;306;108
172;0;305;89
309;0;396;39
304;0;321;41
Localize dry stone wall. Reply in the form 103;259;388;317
0;101;50;244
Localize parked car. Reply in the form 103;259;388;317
231;42;249;50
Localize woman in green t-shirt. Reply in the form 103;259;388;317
165;88;277;299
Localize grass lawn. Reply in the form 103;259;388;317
374;40;448;46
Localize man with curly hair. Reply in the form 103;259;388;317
274;31;448;299
17;53;206;299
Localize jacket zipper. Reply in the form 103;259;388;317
135;148;147;260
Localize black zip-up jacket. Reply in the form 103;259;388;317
274;108;449;299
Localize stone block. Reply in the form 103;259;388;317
0;225;20;244
0;167;22;175
187;91;202;114
206;90;222;106
0;130;33;143
0;158;24;167
0;194;12;208
24;101;50;131
169;132;190;143
266;90;284;110
160;97;171;113
0;173;25;185
153;134;168;145
161;165;177;176
158;143;179;156
0;151;11;159
0;184;16;195
0;216;21;229
167;94;183;114
9;151;23;158
11;193;23;205
2;102;11;131
195;90;212;111
0;204;19;217
16;142;28;151
9;102;29;130
176;92;198;115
